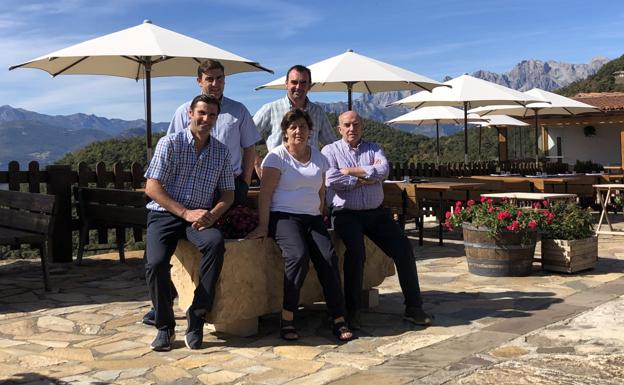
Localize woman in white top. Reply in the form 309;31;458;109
247;109;352;342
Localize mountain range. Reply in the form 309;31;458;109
318;57;609;137
0;56;611;167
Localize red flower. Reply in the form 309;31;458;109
467;199;475;207
544;211;555;224
506;220;520;232
445;211;452;219
497;211;511;221
532;202;542;209
527;220;538;229
543;199;549;208
488;207;496;213
480;196;488;203
516;210;523;217
487;199;494;206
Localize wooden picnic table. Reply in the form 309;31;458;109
480;192;577;205
410;181;484;246
593;184;624;236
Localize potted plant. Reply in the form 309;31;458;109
540;200;597;273
445;197;550;277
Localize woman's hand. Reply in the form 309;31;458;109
245;225;268;240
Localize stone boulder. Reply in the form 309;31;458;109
171;233;395;335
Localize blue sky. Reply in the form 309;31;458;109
1;0;623;123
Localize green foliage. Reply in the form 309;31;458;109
56;134;165;169
445;198;548;240
557;54;624;96
541;201;594;240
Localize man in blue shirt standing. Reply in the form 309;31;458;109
322;111;431;330
144;94;234;351
167;59;259;207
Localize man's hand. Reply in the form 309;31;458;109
183;209;217;230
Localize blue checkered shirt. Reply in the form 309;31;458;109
322;139;389;210
145;130;235;211
253;96;337;151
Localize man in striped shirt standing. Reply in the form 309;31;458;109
322;111;431;330
144;94;234;351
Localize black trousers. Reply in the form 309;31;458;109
333;207;423;313
269;211;346;319
145;211;225;331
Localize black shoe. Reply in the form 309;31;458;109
347;310;362;330
142;308;156;326
184;308;205;350
404;306;433;326
150;328;175;351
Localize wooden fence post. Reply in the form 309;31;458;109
45;165;74;263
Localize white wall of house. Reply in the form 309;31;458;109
546;123;622;166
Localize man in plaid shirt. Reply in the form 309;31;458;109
144;94;234;351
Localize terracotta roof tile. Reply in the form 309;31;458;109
572;92;624;111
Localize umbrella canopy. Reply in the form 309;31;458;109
256;49;445;110
9;20;273;159
391;75;543;162
475;115;530;127
469;88;600;163
387;106;486;164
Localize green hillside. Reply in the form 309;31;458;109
557;54;624;96
56;114;537;168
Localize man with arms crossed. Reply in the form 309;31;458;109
322;111;432;329
144;95;234;351
254;64;337;152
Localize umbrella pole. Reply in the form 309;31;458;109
145;58;153;162
534;111;539;167
478;125;482;161
436;120;440;166
347;82;353;111
463;102;468;163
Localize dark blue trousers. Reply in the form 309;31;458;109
333;207;423;312
145;211;224;331
269;211;346;319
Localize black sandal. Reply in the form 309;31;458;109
332;321;354;342
280;319;299;341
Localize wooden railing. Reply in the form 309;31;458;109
1;159;571;263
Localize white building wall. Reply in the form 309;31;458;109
546;123;622;166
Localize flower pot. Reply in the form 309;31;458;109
462;223;538;277
541;236;597;273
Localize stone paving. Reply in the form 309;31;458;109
2;227;624;384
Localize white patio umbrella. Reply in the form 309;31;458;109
387;106;486;164
469;88;600;164
256;49;445;110
391;74;543;163
474;115;530;160
9;20;273;159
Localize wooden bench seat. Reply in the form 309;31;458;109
0;190;57;291
73;187;148;265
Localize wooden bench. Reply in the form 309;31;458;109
171;235;396;336
73;187;148;265
0;190;57;291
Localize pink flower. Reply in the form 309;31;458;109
532;202;542;209
506;220;520;232
488;207;496;213
467;199;475;207
545;211;555;224
543;199;549;208
487;199;494;206
516;210;523;217
497;211;511;221
445;211;452;219
480;196;488;203
527;220;538;229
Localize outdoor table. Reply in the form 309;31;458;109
480;192;577;205
524;175;587;193
593;184;624;236
604;165;622;175
413;181;484;246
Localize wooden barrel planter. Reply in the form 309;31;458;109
462;223;538;277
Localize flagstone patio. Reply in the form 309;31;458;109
2;224;624;384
